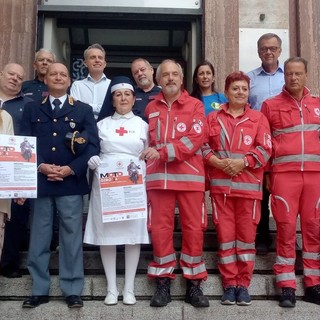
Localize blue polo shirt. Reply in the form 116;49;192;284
22;77;49;102
133;85;161;122
2;93;33;134
247;64;284;111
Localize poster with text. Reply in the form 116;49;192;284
0;134;37;198
98;156;147;223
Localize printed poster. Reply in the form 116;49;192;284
98;156;147;223
0;134;37;198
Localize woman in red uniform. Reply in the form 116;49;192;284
203;71;272;305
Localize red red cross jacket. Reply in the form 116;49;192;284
145;90;206;191
203;103;272;200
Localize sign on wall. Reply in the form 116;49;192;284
41;0;201;9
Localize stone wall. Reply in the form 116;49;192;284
0;0;37;79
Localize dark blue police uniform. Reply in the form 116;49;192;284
20;95;99;296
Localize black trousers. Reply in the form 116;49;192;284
0;200;30;272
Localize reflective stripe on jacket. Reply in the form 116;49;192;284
204;104;272;199
261;87;320;173
145;90;206;191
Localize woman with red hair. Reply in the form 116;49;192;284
202;71;272;305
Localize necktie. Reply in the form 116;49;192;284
52;99;61;116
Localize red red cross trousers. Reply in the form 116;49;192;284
115;127;128;136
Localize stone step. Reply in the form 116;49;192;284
17;250;304;274
0;300;318;320
0;274;308;299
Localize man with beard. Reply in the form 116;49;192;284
140;59;209;308
130;58;161;122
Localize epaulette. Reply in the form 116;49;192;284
68;95;75;106
41;96;49;104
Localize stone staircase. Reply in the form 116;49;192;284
0;196;318;320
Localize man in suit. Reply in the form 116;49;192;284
21;63;99;308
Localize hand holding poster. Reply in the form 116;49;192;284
0;134;37;198
98;156;147;223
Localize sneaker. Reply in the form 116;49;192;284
279;287;296;308
236;286;252;306
303;285;320;305
104;290;119;305
221;286;237;305
122;290;136;305
150;277;171;307
185;280;209;308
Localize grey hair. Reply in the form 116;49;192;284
257;33;282;48
155;59;184;82
84;43;106;60
34;48;56;62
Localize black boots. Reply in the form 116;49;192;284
150;278;209;308
185;279;209;308
150;277;172;307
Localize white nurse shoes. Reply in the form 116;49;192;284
122;290;136;305
104;290;119;305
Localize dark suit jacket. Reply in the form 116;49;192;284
20;95;100;197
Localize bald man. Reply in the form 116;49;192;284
0;63;33;279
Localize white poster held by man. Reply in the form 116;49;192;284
0;134;37;198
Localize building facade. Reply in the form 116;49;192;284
0;0;319;94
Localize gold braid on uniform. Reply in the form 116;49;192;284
70;131;86;155
70;131;78;155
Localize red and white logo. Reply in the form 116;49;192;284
193;123;202;134
177;122;187;132
243;135;252;145
314;108;320;117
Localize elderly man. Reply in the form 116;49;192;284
247;33;285;254
21;63;99;308
22;48;56;101
0;63;33;278
131;58;161;122
261;57;320;308
140;59;209;308
70;43;110;120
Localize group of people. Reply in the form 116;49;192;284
0;32;319;311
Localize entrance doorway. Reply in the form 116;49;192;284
37;8;202;91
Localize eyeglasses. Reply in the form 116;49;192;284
36;58;54;63
259;46;280;53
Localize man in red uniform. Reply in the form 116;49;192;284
261;57;320;307
140;59;209;308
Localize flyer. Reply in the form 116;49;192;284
98;156;147;223
0;134;37;198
